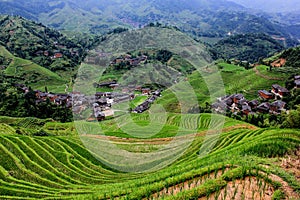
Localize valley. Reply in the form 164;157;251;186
0;0;299;199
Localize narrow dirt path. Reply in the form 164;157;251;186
279;148;300;183
274;148;300;199
167;57;174;65
82;124;258;145
253;66;284;81
268;174;299;199
259;163;299;200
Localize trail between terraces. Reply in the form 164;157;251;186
253;66;284;81
81;124;258;145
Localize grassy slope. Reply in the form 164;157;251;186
0;114;299;199
0;45;67;92
157;62;288;112
0;45;14;59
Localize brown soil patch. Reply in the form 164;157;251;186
278;148;300;183
147;163;299;200
149;167;231;199
272;147;300;199
268;174;299;200
199;176;274;200
259;163;299;200
271;58;286;68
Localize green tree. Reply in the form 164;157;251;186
282;106;300;128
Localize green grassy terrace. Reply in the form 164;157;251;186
157;62;291;113
0;114;299;199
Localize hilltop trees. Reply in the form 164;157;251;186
210;33;284;63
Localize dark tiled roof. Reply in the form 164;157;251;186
258;90;273;96
271;100;286;108
257;102;270;110
234;94;244;100
249;100;259;107
242;104;252;111
272;84;289;93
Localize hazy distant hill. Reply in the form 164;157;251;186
0;0;298;44
229;0;300;13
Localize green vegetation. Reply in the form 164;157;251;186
0;113;298;199
5;57;66;88
281;46;300;68
0;15;80;72
157;61;289;113
0;6;298;199
0;15;102;81
272;190;285;200
265;46;300;69
0;45;68;92
217;62;246;72
210;33;284;63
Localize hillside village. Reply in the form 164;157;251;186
16;83;162;122
110;54;148;66
212;75;300;116
15;72;300;122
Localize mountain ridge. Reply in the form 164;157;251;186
0;0;298;44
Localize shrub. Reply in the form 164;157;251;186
272;190;285;200
33;129;50;136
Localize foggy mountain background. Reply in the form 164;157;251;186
229;0;300;12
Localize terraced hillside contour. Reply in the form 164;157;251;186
0;114;299;199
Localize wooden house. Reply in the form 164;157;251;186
242;104;252;115
270;100;286;113
294;76;300;88
271;84;289;99
257;102;270;113
295;80;300;88
248;100;259;110
233;94;244;103
258;90;274;100
142;88;151;95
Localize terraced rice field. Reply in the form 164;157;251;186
0;114;299;199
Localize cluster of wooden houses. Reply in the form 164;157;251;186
110;54;148;66
16;84;73;108
133;90;162;113
258;84;289;100
212;83;294;116
94;80;154;95
17;82;163;121
89;89;161;120
93;80;119;89
35;50;65;59
34;41;79;60
35;91;73;107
